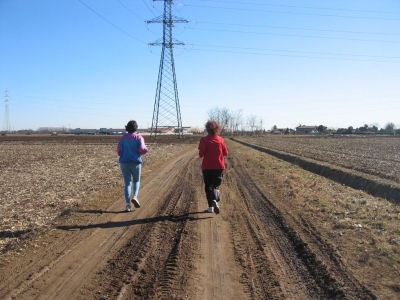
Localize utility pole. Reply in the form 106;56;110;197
3;90;11;133
147;0;187;138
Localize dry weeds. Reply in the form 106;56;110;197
239;135;400;183
227;139;400;293
0;140;187;252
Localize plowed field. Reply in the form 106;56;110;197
237;135;400;184
0;135;399;299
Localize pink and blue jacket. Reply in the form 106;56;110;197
117;132;148;163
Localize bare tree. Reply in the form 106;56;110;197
207;107;232;135
206;107;263;136
219;108;231;134
247;115;257;133
207;107;220;123
232;109;243;135
258;117;264;134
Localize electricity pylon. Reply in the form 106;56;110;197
3;90;10;133
147;0;187;137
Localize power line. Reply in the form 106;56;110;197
11;92;400;108
264;106;400;120
12;99;399;124
184;4;400;21
78;0;146;43
193;0;400;15
189;43;400;60
142;0;157;17
195;21;400;37
11;103;136;119
186;47;400;63
189;27;400;44
116;0;144;21
11;94;146;106
11;98;151;109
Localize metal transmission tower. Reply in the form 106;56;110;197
147;0;187;137
3;90;11;133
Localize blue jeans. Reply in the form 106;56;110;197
120;162;142;204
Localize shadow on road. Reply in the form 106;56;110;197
72;209;126;214
56;211;213;231
0;229;32;238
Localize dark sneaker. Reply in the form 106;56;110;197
213;200;220;214
126;205;131;212
131;196;141;208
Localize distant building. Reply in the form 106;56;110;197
146;126;191;135
70;128;98;135
62;126;190;135
270;128;282;134
296;125;317;134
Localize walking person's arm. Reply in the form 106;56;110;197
199;138;206;158
222;141;228;157
137;135;148;155
116;136;124;156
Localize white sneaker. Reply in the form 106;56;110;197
131;196;141;208
204;207;213;213
126;205;131;212
213;200;220;214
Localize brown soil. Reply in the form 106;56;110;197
236;135;400;184
233;137;400;203
0;135;399;299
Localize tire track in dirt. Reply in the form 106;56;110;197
0;148;199;300
73;147;252;300
0;141;380;299
0;198;126;299
232;138;400;203
225;146;376;299
223;156;310;299
189;204;248;300
73;149;205;299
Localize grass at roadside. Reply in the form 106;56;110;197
226;139;400;295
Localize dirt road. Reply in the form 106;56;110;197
0;145;377;299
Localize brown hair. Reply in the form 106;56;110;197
205;120;221;135
125;120;138;133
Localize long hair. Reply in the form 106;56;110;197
125;120;138;133
205;120;221;135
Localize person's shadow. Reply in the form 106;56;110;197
56;211;213;231
0;229;31;238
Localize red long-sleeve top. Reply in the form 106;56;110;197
198;134;228;170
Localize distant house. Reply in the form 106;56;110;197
160;128;174;134
70;128;98;135
272;128;286;134
146;127;175;134
296;125;317;134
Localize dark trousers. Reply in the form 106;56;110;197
202;169;223;207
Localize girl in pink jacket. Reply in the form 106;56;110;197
117;120;148;212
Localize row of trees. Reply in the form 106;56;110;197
204;107;398;135
2;127;72;135
335;123;397;135
206;107;264;134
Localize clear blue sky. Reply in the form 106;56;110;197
1;0;399;131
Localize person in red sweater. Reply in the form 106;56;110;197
198;120;229;214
